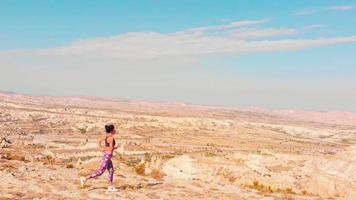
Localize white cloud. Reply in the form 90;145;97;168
2;19;356;59
293;5;353;16
184;19;269;33
29;33;356;59
328;5;353;10
293;8;317;16
304;24;326;30
229;28;297;39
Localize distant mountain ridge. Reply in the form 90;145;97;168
241;107;356;126
1;91;356;126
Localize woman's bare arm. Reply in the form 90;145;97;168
98;136;105;151
113;137;119;149
107;136;115;152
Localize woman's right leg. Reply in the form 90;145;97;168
87;153;110;180
106;158;118;191
107;159;114;184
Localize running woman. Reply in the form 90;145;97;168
80;124;119;192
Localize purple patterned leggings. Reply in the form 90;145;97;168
89;152;114;183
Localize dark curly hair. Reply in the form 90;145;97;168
105;124;115;133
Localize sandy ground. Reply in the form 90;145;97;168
1;93;356;199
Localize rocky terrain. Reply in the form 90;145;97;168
1;92;356;200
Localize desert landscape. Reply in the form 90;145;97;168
1;91;356;200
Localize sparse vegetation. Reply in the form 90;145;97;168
216;168;237;183
161;154;175;160
28;143;46;149
52;140;78;145
78;128;87;134
245;181;296;194
144;152;152;162
135;163;145;175
66;163;74;168
0;92;355;199
205;151;218;157
150;168;166;180
123;157;141;167
4;151;25;161
42;155;56;165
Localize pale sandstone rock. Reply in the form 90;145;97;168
163;155;198;180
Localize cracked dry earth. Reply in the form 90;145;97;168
1;93;356;200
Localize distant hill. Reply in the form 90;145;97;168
1;90;356;126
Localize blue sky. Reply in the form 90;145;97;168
0;0;356;112
1;0;355;50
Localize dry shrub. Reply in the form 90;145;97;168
162;154;175;160
285;187;295;194
150;168;166;180
4;151;25;161
66;163;74;168
205;151;218;157
206;143;215;147
222;171;237;183
42;155;56;165
135;163;145;175
124;157;140;167
245;180;296;194
28;143;45;149
228;175;237;183
252;181;266;191
216;167;237;183
0;163;16;171
275;188;283;193
144;152;152;162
